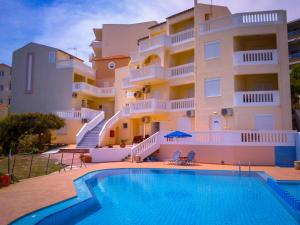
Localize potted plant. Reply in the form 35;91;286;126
0;172;11;187
120;139;127;148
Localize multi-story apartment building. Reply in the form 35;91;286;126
76;3;295;166
10;22;155;143
0;63;11;118
288;18;300;67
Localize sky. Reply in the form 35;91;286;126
0;0;299;66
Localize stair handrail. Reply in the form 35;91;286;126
131;132;161;162
98;110;122;146
76;111;105;145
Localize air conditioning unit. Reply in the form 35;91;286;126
142;85;151;94
72;93;78;98
221;108;233;117
186;110;195;118
134;91;142;98
141;116;150;123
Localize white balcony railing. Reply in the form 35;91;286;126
235;91;280;106
124;98;195;115
129;99;169;113
54;108;100;120
56;59;95;77
234;50;278;65
170;28;194;45
73;82;115;97
161;130;296;147
200;10;284;34
130;65;165;82
167;63;194;79
169;98;195;111
139;35;170;52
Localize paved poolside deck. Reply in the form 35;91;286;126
1;162;300;225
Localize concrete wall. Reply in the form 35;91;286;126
155;144;275;166
10;43;73;114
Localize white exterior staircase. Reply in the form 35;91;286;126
131;132;161;161
76;111;106;148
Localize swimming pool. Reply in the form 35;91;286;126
11;169;300;225
279;181;300;200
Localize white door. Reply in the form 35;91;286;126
178;117;191;131
255;114;274;130
210;116;222;131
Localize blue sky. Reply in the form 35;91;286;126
0;0;299;65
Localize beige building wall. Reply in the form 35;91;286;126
195;10;292;130
101;22;157;58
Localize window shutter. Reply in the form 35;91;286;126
205;41;220;59
205;78;221;97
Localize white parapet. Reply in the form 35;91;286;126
234;91;280;106
73;82;115;97
200;10;284;34
234;50;278;65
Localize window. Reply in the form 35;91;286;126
204;41;220;60
48;51;56;63
108;61;116;70
255;114;274;130
0;99;2;104
0;71;4;76
26;53;34;93
123;123;128;129
8;98;10;105
0;85;4;91
205;78;221;97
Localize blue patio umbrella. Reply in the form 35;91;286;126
164;130;192;138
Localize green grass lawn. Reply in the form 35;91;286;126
0;154;61;180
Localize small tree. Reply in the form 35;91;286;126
0;113;65;155
290;65;300;110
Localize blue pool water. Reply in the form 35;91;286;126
280;181;300;200
12;169;300;225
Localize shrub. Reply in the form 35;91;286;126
0;113;65;155
18;134;40;153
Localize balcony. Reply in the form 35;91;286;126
90;40;102;49
200;10;284;34
130;65;165;84
73;82;115;97
123;98;195;115
234;91;280;106
167;63;194;79
139;35;170;53
170;28;194;46
234;50;278;65
54;108;100;120
56;59;95;78
138;28;194;53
